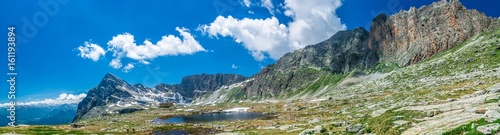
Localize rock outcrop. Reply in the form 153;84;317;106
174;73;248;97
242;28;375;98
370;0;498;66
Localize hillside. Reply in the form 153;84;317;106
237;0;498;100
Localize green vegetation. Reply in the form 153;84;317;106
359;109;426;135
282;71;345;98
0;126;96;134
153;124;221;134
442;118;500;135
226;87;244;102
370;61;400;73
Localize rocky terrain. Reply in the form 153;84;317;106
2;0;500;134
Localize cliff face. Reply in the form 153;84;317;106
242;28;375;97
241;0;499;98
175;73;248;97
370;0;497;66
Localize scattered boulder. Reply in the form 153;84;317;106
371;109;388;117
473;90;486;96
477;123;500;135
309;118;320;124
394;116;405;121
464;58;475;64
70;123;83;128
314;125;326;133
484;110;500;122
393;120;409;127
332;121;349;127
476;109;488;114
427;110;439;117
299;125;326;135
279;125;293;131
299;129;316;135
486;83;500;93
346;124;364;133
357;128;366;135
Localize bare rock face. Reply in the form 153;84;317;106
176;73;248;97
370;0;498;66
242;28;374;98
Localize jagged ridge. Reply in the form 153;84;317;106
73;73;247;122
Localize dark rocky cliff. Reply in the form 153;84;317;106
242;28;375;98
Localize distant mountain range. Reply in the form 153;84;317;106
0;104;77;126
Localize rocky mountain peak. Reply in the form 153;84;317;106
98;73;127;88
103;73;118;80
133;84;146;88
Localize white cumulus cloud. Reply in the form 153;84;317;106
0;93;87;107
122;63;135;73
77;42;106;61
261;0;275;15
243;0;252;7
284;0;345;48
109;58;122;69
200;0;345;61
77;27;205;72
107;27;206;70
199;16;290;61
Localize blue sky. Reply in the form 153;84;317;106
0;0;498;102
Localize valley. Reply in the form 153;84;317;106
2;0;500;134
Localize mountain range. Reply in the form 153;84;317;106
73;73;247;122
69;1;500;134
0;104;77;126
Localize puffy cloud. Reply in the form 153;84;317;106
284;0;345;48
200;0;345;61
109;58;122;69
122;63;135;73
77;27;205;72
0;93;87;107
243;0;252;7
199;16;290;61
77;42;106;61
261;0;275;15
106;27;206;70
